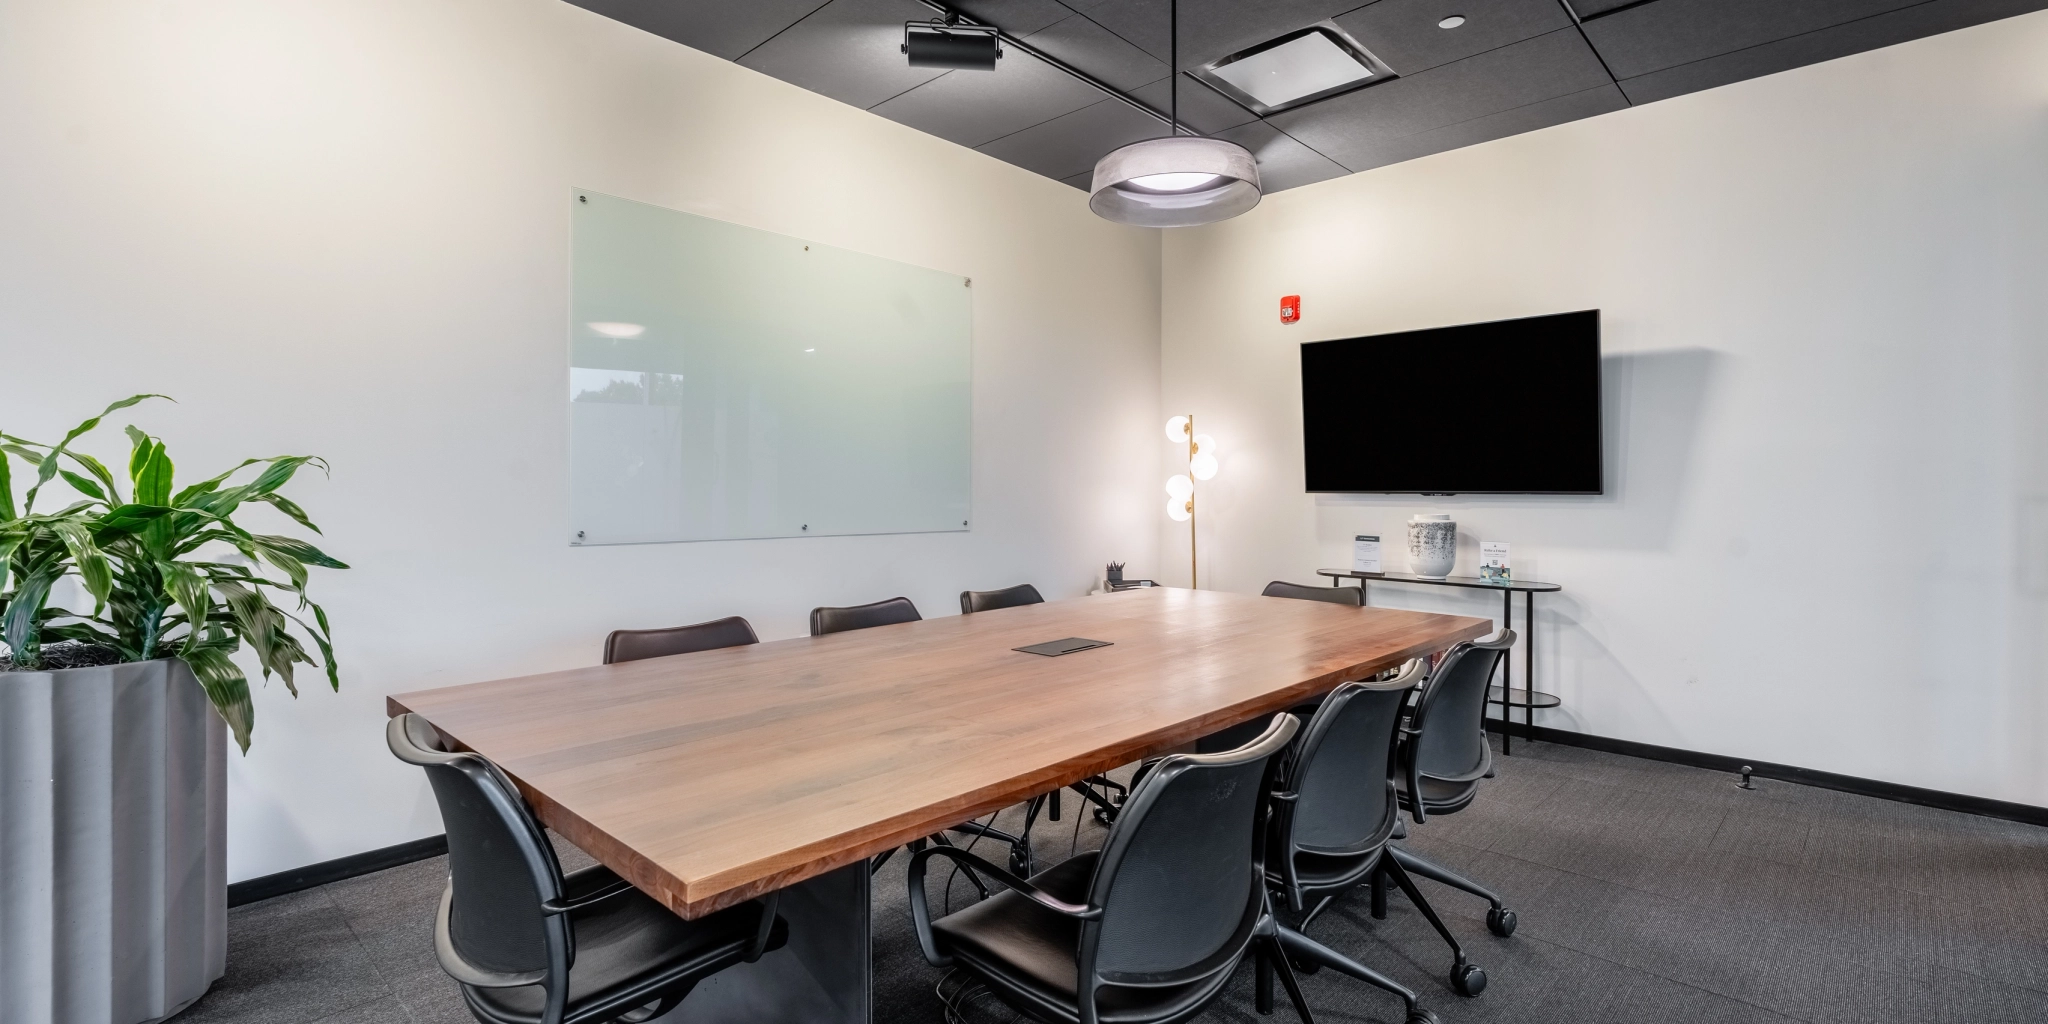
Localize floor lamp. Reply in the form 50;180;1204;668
1165;415;1218;588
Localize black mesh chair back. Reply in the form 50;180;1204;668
603;615;759;664
387;715;566;983
959;583;1044;614
1288;681;1410;855
1085;714;1298;985
389;714;786;1024
809;596;921;636
1410;631;1514;785
909;716;1307;1024
1260;580;1365;606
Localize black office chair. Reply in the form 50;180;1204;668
603;616;758;664
908;716;1338;1024
1260;580;1365;607
386;714;785;1024
957;582;1128;867
809;596;921;636
1382;631;1521;941
960;583;1043;613
1191;582;1369;756
1263;664;1478;1008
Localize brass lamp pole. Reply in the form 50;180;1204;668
1165;415;1217;589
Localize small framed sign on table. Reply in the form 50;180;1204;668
1352;535;1383;575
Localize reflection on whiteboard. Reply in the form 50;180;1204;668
569;190;972;545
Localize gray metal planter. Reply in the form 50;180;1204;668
0;658;227;1024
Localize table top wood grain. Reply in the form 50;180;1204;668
386;586;1493;919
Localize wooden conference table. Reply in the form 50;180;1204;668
387;586;1492;1023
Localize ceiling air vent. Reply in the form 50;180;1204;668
1191;26;1393;115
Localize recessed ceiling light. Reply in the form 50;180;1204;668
586;322;646;339
1191;27;1394;115
1439;15;1467;29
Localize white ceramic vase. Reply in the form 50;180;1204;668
1408;514;1457;578
0;659;227;1024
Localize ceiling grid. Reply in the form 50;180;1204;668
568;0;2048;193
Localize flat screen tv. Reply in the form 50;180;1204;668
1301;310;1602;494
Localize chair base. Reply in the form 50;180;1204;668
1387;845;1513;931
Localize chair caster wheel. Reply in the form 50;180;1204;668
1288;956;1322;976
1451;962;1487;997
1406;1009;1442;1024
1487;907;1517;937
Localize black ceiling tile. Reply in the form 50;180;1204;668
1021;14;1170;91
950;0;1077;35
1268;27;1611;168
1060;169;1096;190
871;49;1106;147
1581;0;1924;80
564;0;829;60
738;0;950;110
1347;82;1627;169
1215;121;1351;193
1568;0;1640;14
1615;0;2048;105
1130;74;1261;133
975;97;1165;179
1336;0;1574;75
1072;0;1375;70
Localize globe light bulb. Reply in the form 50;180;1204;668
1190;452;1219;481
1164;416;1190;443
1191;433;1215;455
1166;474;1193;500
1166;496;1192;522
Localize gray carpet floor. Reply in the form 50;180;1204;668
179;737;2048;1024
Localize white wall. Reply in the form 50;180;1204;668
1162;13;2048;805
0;0;1162;880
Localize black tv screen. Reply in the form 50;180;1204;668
1301;310;1602;494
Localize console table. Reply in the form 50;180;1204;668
1317;569;1561;754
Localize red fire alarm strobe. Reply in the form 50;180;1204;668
1280;295;1301;324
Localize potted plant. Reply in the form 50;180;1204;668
1;395;345;1024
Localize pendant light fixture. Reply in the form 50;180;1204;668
1089;0;1260;227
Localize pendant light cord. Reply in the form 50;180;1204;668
1170;0;1179;135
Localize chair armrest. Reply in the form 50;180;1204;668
539;877;635;916
906;845;1102;968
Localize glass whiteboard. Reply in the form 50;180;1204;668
569;190;971;545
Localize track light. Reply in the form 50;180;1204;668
903;20;1002;70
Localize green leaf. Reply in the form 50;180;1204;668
170;459;258;508
47;519;112;612
290;600;341;692
23;394;168;513
159;561;210;653
67;452;122;506
134;442;173;507
188;456;322;517
251;534;348;570
1;566;58;668
0;441;14;521
213;579;285;687
91;503;175;538
181;641;254;753
251;492;321;535
58;469;107;501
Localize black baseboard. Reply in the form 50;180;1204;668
228;834;447;908
1487;720;2048;828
